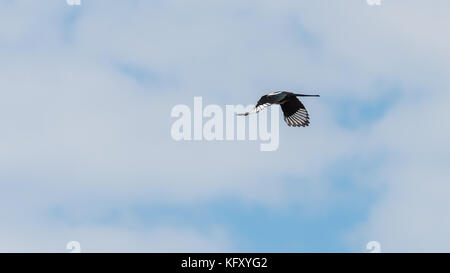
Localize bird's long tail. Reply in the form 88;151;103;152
295;94;320;97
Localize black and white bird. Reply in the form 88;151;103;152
238;91;320;127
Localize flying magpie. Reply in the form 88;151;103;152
238;91;320;127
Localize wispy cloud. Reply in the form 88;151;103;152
0;0;449;252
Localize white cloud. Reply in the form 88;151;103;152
1;0;450;251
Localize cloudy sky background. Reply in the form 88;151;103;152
1;0;450;252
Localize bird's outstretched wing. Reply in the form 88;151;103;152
281;97;310;127
237;95;272;116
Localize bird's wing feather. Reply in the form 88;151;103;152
281;97;310;127
237;95;272;116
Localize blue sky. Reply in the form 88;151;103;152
1;0;450;252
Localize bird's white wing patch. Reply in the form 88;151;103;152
237;103;271;116
250;103;271;113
